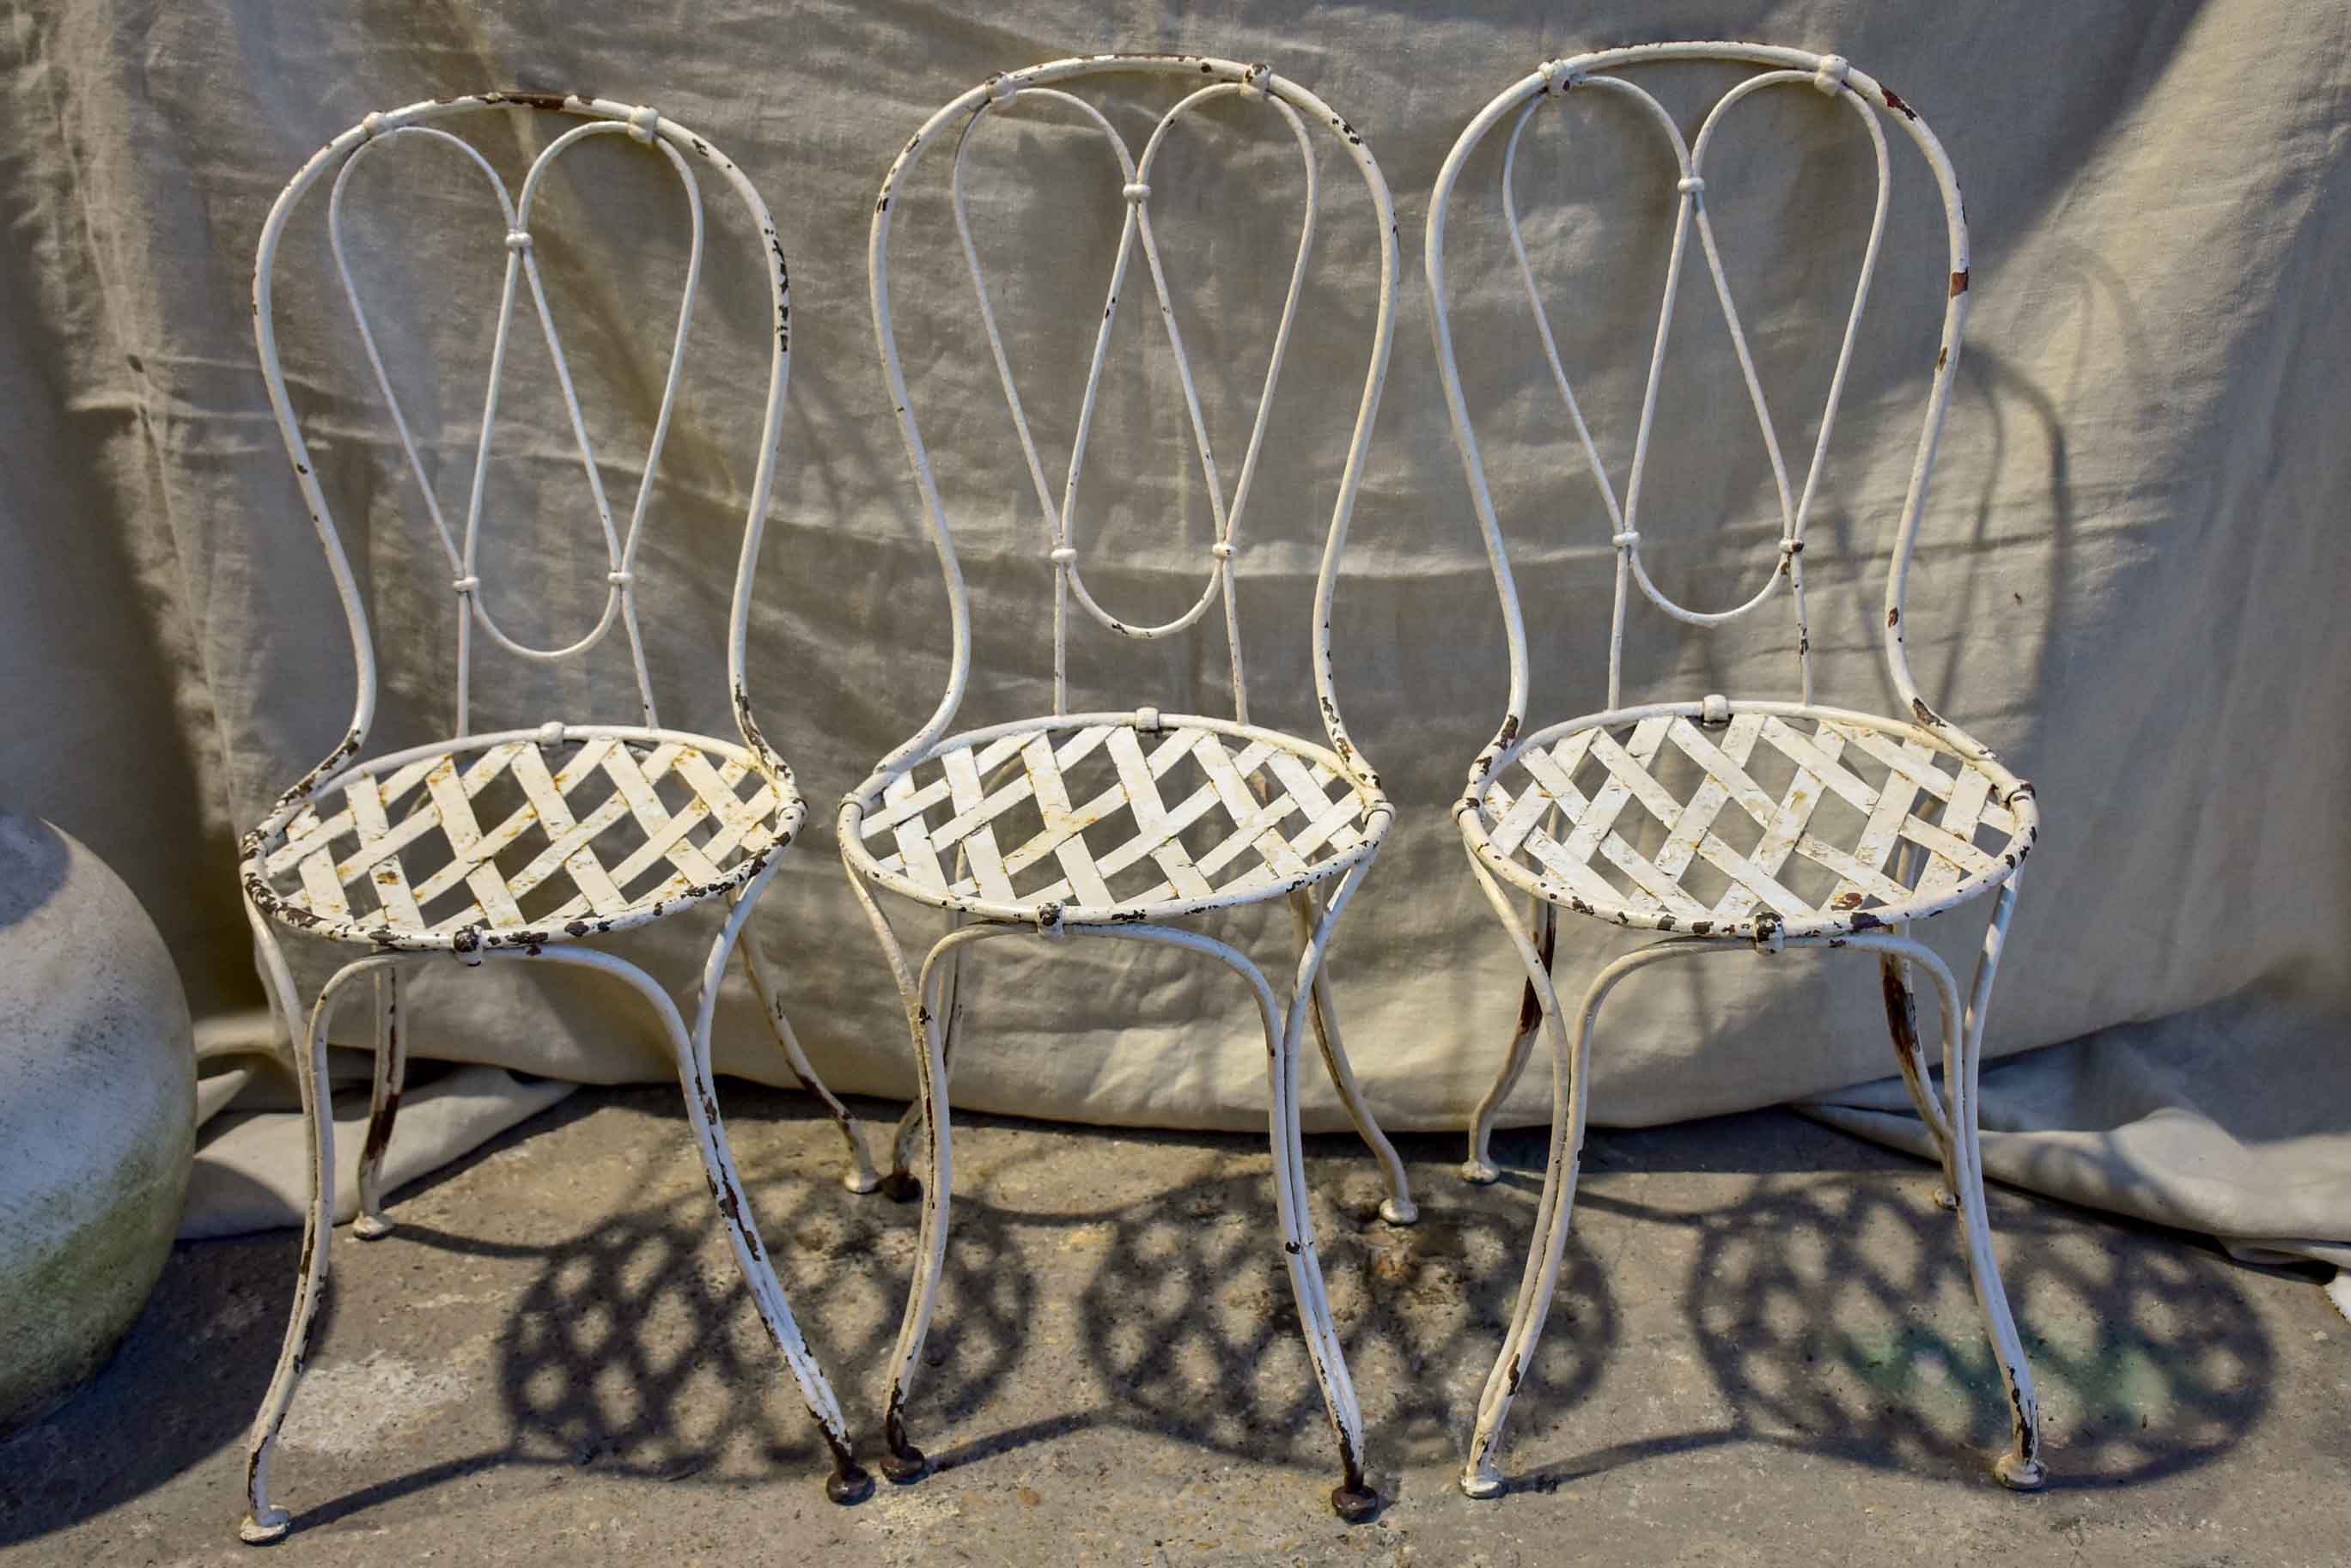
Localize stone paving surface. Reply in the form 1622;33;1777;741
4;1086;2346;1565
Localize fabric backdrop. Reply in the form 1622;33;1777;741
3;0;2346;1276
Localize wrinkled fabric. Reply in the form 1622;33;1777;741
1;0;2343;1266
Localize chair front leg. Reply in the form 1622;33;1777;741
238;919;395;1545
1946;879;2043;1488
353;963;406;1240
1286;884;1415;1225
525;934;874;1504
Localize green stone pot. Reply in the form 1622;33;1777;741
0;813;195;1434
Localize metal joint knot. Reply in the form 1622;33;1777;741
1677;175;1705;197
1779;538;1804;555
504;230;533;252
1245;63;1274;95
1136;705;1163;733
452;574;482;594
1034;901;1067;939
626;105;661;143
1122;182;1151;204
1753;916;1786;954
1209;541;1236;560
606;569;634;586
359;112;386;141
1541;60;1582;97
536;720;567;748
988;73;1020;106
1701;692;1732;726
1048;546;1077;563
1812;55;1851;97
1611;530;1641;549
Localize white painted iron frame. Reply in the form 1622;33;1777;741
1424;45;2047;1498
236;91;878;1542
846;55;1411;1521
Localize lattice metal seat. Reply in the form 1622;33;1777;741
232;93;877;1542
1468;702;2035;942
846;714;1383;925
246;727;798;951
1428;45;2056;1503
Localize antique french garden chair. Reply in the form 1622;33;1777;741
1424;45;2047;1498
237;92;878;1540
844;55;1414;1520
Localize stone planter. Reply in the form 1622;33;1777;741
0;812;195;1433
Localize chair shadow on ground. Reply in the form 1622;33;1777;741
0;1093;2283;1545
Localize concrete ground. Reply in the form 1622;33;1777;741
3;1088;2345;1567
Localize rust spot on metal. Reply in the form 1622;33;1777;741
1888;606;1901;627
1949;269;1970;297
1880;86;1918;120
1879;956;1920;1055
1910;696;1945;728
1935;345;1948;371
1849;910;1884;931
1833;891;1865;910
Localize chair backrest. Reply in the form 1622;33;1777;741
866;55;1398;792
249;91;794;830
1425;45;1977;752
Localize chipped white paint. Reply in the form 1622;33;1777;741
847;54;1410;1521
235;91;875;1543
1425;43;2045;1498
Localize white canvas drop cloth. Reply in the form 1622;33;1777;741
1;1;2343;1282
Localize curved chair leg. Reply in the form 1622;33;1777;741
531;921;874;1504
736;916;880;1194
850;856;999;1485
1944;879;2043;1488
881;929;959;1202
353;963;406;1240
1878;945;1958;1209
1086;901;1380;1522
1465;895;1555;1185
1286;886;1415;1225
239;915;397;1545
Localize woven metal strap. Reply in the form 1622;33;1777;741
263;737;781;934
860;722;1368;913
1483;714;2015;924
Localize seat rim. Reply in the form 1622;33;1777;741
241;721;807;953
1459;697;2037;941
842;709;1391;927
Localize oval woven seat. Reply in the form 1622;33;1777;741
1465;701;2037;942
242;725;801;953
844;712;1386;927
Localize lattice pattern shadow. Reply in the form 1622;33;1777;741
250;732;789;948
854;720;1378;919
1476;708;2029;937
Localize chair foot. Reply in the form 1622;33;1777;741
1330;1480;1381;1522
825;1463;875;1504
878;1170;921;1203
1458;1461;1506;1500
1933;1186;1959;1212
880;1444;929;1484
238;1509;291;1545
1993;1452;2046;1491
1460;1158;1501;1186
351;1213;395;1240
841;1168;883;1196
1377;1196;1419;1226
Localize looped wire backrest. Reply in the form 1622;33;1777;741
1426;45;1975;748
251;93;795;836
868;57;1398;792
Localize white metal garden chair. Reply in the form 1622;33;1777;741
844;55;1414;1521
236;91;880;1541
1424;45;2047;1498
